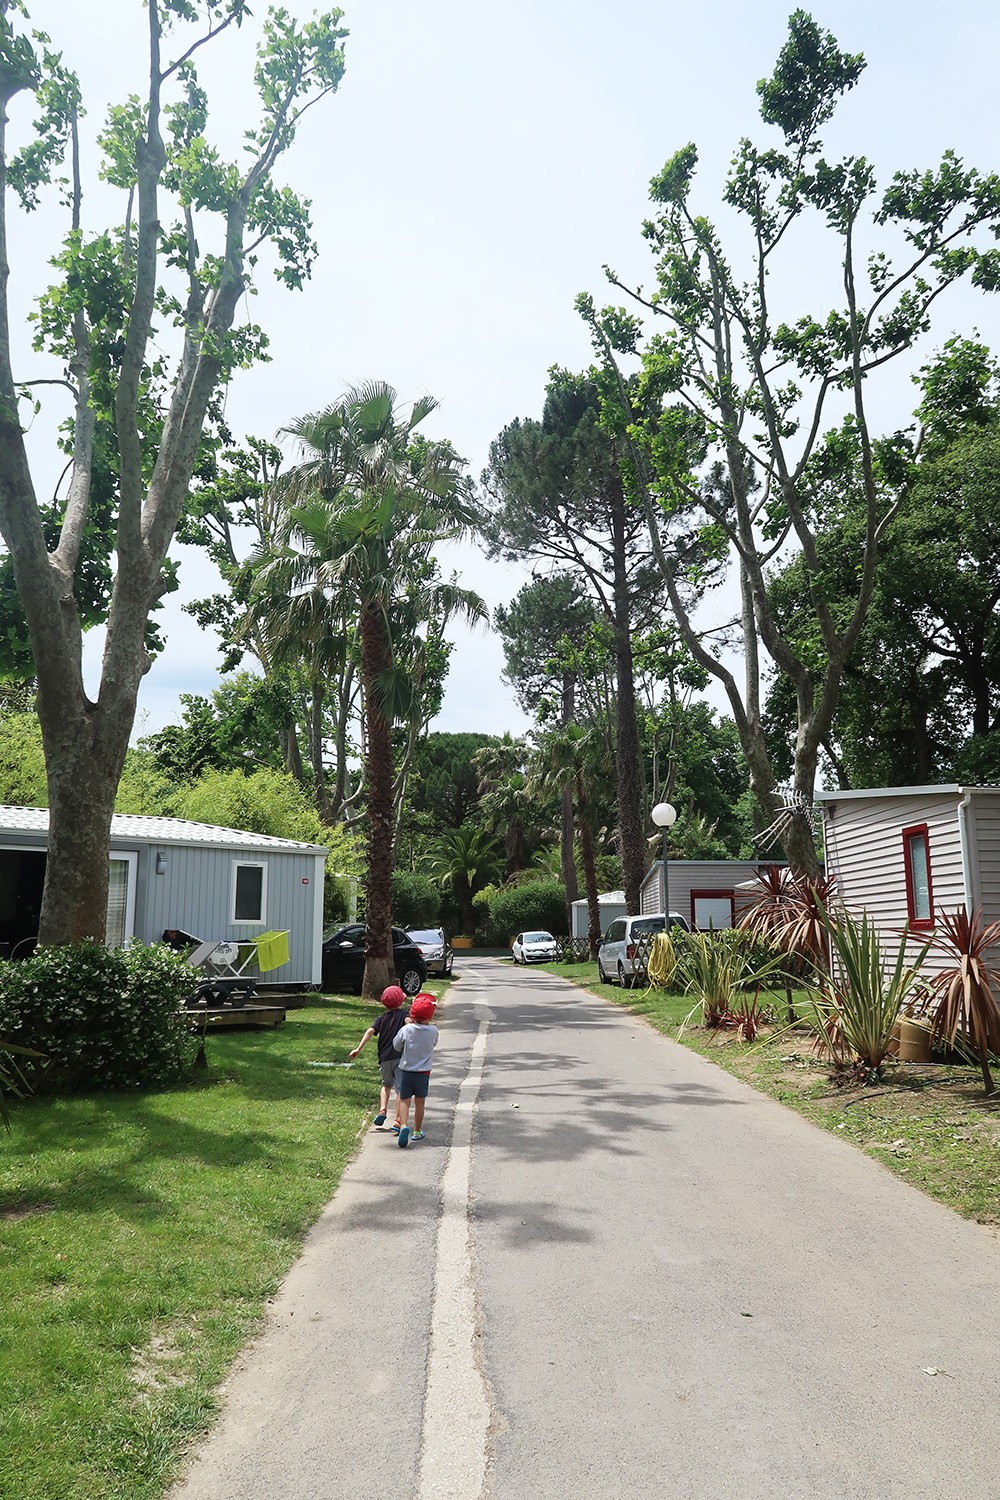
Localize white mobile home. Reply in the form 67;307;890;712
571;890;627;940
0;807;327;986
640;859;787;929
816;785;1000;975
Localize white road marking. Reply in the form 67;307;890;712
417;1019;492;1500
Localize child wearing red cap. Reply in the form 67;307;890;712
392;993;439;1148
348;985;408;1128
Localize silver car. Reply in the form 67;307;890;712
598;912;690;987
408;928;454;977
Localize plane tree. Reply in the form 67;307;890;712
0;0;348;941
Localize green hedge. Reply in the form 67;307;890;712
485;882;567;946
0;942;199;1092
391;870;441;928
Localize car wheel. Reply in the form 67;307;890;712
597;958;608;984
617;961;633;991
446;957;454;975
399;967;424;996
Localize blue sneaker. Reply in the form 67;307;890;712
398;1126;410;1149
374;1112;387;1126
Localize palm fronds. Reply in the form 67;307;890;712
916;907;1000;1096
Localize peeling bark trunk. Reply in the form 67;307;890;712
579;795;601;960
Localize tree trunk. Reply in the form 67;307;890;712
609;477;645;914
360;603;395;998
579;798;601;960
38;701;133;942
560;671;579;932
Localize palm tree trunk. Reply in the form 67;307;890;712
580;813;601;960
360;602;395;998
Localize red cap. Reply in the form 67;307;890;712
409;994;436;1022
380;985;406;1009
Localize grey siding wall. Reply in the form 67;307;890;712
972;794;1000;922
639;861;778;925
822;793;965;978
140;846;322;984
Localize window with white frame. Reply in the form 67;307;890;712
232;861;267;924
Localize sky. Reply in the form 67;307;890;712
10;0;1000;741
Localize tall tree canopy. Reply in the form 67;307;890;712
480;368;665;913
0;0;348;941
581;9;1000;873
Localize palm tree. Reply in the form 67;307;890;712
426;824;503;937
259;383;486;996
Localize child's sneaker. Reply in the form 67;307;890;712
412;1130;425;1141
397;1126;410;1148
374;1112;387;1126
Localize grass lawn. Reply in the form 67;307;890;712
543;960;1000;1228
0;980;448;1500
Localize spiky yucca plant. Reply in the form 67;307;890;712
805;911;929;1082
917;907;1000;1096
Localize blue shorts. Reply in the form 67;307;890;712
398;1069;430;1100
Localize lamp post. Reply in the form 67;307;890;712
651;801;677;921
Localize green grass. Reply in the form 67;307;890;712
543;960;1000;1226
0;984;448;1500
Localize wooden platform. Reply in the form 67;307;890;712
185;1003;287;1030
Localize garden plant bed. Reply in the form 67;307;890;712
544;960;1000;1229
0;981;448;1500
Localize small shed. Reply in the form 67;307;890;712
640;859;787;929
571;889;626;940
816;784;1000;976
0;806;327;987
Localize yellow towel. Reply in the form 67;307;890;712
254;930;290;973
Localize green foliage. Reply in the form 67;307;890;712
677;929;783;1028
405;732;495;828
803;912;929;1082
114;746;180;816
391;869;440;929
0;711;46;805
144;674;295;782
0;942;197;1091
174;766;324;842
484;881;567;946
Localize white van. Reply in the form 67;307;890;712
597;912;690;987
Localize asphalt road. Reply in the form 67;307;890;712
170;958;1000;1500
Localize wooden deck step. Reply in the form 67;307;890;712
187;1004;287;1029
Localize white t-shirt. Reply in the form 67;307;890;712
393;1021;439;1072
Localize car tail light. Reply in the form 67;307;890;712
626;943;635;960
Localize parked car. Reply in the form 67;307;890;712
597;912;690;987
408;928;454;977
511;930;561;964
322;924;427;995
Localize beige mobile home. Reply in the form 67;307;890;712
816;785;1000;975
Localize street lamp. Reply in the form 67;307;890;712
651;801;677;921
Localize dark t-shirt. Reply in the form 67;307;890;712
372;1007;408;1061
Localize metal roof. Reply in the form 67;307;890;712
0;805;327;855
814;785;1000;803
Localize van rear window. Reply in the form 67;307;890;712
632;917;666;936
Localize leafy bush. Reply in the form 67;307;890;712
0;942;199;1093
392;870;441;928
484;882;566;946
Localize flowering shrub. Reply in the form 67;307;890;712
0;942;198;1092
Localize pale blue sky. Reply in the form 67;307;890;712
12;1;1000;737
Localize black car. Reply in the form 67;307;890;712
321;924;427;995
